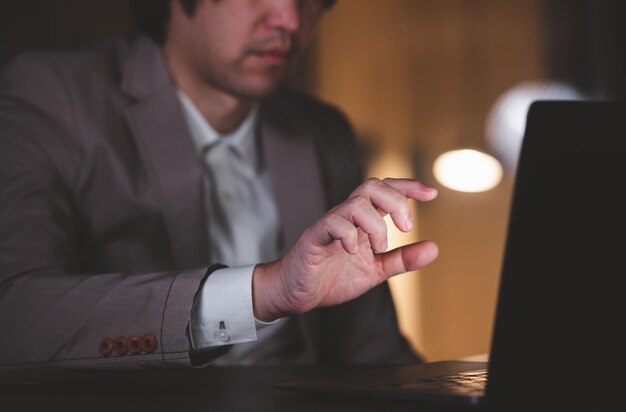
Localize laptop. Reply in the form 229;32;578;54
275;101;626;410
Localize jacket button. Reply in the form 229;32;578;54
141;334;158;354
113;336;128;355
128;335;142;354
98;337;114;357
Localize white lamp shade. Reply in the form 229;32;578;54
485;81;585;172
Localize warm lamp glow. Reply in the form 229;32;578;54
433;149;503;193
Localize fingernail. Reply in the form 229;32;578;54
405;217;413;230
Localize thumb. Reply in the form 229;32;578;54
378;241;439;279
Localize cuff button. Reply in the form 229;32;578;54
128;335;142;354
214;330;231;343
141;334;158;353
113;336;128;355
98;337;114;357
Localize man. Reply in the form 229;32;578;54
0;0;438;374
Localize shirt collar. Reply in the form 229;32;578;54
176;89;259;168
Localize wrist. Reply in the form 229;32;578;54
252;261;287;322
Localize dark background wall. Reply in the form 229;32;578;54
544;0;626;99
0;0;132;66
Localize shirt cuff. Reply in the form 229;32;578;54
254;316;281;330
189;265;258;348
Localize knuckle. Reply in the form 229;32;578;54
322;212;350;235
364;177;382;186
362;177;382;191
322;212;340;229
318;213;335;232
347;194;369;210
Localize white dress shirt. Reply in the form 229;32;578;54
176;91;286;364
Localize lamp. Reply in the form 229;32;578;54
433;149;503;193
431;0;505;194
485;80;586;174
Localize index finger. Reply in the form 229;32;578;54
351;178;437;233
381;178;438;201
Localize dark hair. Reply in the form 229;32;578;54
128;0;198;44
128;0;337;45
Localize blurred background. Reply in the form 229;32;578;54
2;0;625;362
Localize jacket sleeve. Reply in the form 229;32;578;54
0;55;228;378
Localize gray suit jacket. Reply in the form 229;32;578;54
0;36;418;374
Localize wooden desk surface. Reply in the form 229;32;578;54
8;365;473;412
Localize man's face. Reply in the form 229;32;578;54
169;0;328;99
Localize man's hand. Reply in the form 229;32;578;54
252;177;439;322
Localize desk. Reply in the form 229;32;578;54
9;366;469;412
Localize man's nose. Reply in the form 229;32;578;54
267;0;300;33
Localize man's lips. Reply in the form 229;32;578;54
252;49;291;65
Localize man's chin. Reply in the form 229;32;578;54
230;76;286;99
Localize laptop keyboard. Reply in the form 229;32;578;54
375;369;488;397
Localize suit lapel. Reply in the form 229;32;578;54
119;37;209;268
117;38;328;270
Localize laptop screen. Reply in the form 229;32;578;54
485;101;626;408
